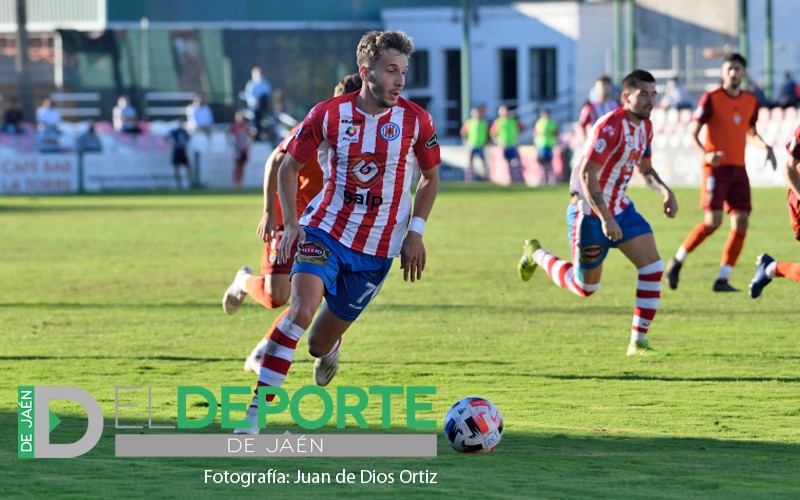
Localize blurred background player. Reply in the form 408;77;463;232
665;53;776;293
490;104;523;179
169;118;192;189
659;75;693;110
242;66;273;141
577;75;620;142
186;94;214;139
533;108;558;185
749;121;800;298
460;106;489;181
517;70;677;356
225;73;362;374
112;95;141;135
225;30;440;434
226;111;251;188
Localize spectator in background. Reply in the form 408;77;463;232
227;110;252;188
660;76;693;110
490;105;524;178
778;71;798;108
747;81;770;108
3;97;24;134
35;98;61;152
112;96;141;134
578;75;620;142
186;94;214;138
76;122;103;153
271;88;294;117
533;109;559;185
169;118;192;190
242;66;273;141
36;98;61;130
460;106;489;181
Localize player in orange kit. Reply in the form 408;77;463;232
665;53;776;292
749;121;800;298
222;73;362;373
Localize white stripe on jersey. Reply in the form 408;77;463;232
363;106;407;254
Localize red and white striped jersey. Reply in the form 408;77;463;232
579;100;621;130
287;92;440;258
570;107;653;216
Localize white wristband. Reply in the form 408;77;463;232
408;216;426;236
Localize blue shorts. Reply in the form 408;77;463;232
566;203;652;273
503;146;519;161
470;147;485;160
291;226;393;322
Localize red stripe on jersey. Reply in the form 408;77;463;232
636;290;661;299
376;109;415;256
351;111;394;252
310;104;344;228
328;106;363;241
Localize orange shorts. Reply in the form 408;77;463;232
260;227;295;275
700;165;751;213
788;190;800;241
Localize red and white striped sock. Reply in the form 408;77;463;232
250;317;305;408
631;260;664;343
533;248;599;297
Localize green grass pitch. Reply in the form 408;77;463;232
1;184;799;498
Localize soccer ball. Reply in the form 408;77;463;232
444;396;503;453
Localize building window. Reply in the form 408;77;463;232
407;50;429;88
499;48;517;101
529;47;557;101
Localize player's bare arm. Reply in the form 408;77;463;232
257;146;285;242
636;156;678;218
690;120;723;166
784;156;800;199
401;165;439;283
747;126;778;170
276;152;305;265
580;158;621;241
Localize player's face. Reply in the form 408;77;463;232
363;49;408;111
622;81;657;121
722;60;746;90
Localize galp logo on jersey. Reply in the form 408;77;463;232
344;154;385;210
348;154;385;189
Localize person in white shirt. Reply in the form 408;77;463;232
186;94;214;138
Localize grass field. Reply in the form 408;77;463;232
2;184;799;498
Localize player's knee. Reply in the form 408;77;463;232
287;303;316;328
307;337;331;358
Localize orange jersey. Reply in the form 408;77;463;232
274;125;324;225
693;88;759;168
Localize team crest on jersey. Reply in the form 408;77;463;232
594;138;607;153
380;122;401;141
296;242;329;266
348;153;386;189
601;125;615;136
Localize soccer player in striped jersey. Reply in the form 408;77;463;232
233;31;440;434
665;53;776;292
577;75;621;142
517;70;678;356
749;122;800;298
222;74;362;375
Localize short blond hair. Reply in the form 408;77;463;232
356;31;414;68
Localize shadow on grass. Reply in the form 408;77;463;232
1;411;798;498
